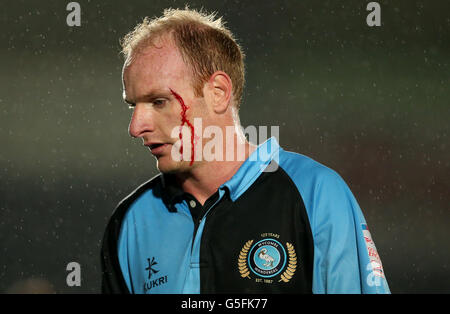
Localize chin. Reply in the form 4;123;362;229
156;157;182;174
156;156;196;174
156;159;176;174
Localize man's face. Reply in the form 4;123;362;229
122;35;208;173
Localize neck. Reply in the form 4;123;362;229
175;133;257;205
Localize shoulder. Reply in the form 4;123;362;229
104;174;163;235
115;174;163;216
277;149;359;229
278;149;346;191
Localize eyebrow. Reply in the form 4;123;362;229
123;89;171;106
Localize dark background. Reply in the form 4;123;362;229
0;0;448;293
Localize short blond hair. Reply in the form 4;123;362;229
121;8;246;109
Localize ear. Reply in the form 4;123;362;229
203;71;233;114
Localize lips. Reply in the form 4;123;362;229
149;143;164;150
145;142;168;155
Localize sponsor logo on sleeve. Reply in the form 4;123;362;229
362;224;385;279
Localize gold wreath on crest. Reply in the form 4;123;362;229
279;242;297;282
238;240;253;279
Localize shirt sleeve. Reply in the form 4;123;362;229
100;207;132;294
310;170;390;294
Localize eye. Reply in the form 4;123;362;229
153;99;167;107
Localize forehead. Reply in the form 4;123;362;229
122;35;190;93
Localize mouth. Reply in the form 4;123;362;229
145;143;168;155
149;143;164;149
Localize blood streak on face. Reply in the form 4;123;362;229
169;88;195;166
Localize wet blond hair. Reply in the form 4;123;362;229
121;8;246;109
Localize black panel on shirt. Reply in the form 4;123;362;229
198;163;314;293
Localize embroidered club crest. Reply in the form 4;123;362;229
238;234;298;283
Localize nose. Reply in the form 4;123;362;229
128;103;154;138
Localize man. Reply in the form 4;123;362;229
101;8;390;294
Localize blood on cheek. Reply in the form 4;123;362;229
169;88;195;166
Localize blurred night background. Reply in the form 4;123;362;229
0;0;449;293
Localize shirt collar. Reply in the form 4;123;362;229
161;137;281;209
221;136;280;201
161;174;185;212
